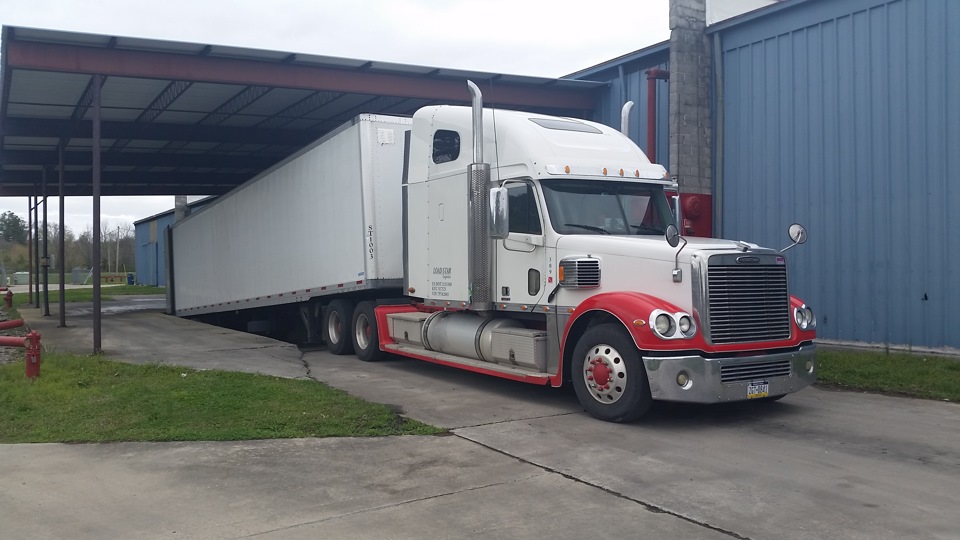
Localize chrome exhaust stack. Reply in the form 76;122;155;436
466;80;493;311
620;101;634;136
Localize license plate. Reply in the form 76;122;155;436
747;381;769;399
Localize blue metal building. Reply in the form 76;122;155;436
134;198;211;286
573;0;959;351
568;43;671;167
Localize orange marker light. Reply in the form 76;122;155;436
558;266;565;281
619;168;624;176
564;165;570;173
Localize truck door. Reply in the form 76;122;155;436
496;181;546;307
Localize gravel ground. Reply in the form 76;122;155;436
0;308;28;366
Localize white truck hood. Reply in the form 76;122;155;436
553;234;767;312
556;234;760;265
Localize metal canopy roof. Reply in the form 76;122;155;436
0;26;604;197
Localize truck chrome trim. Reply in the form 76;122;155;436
384;342;552;383
466;82;492;311
641;344;816;403
559;257;601;288
691;251;792;345
467;80;483;163
620;101;634;136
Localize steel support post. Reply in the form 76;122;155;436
33;194;39;308
92;74;102;353
58;142;66;327
42;167;50;316
27;198;32;304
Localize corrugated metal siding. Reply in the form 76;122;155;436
717;0;959;350
570;56;671;165
135;213;174;287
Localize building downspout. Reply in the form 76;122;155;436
712;32;725;238
645;67;670;163
466;80;492;312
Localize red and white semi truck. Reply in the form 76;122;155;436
169;82;816;422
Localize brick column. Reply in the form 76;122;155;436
669;0;713;235
174;195;190;222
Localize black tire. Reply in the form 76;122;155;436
323;299;355;355
571;324;652;423
351;301;386;362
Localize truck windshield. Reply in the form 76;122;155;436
540;179;676;236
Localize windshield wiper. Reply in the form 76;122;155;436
564;223;611;235
630;224;664;235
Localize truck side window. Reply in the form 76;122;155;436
432;130;460;163
507;184;542;235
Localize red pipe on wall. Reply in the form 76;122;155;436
645;68;669;162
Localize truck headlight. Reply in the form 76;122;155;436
650;310;696;339
794;306;816;330
678;315;696;337
655;313;675;336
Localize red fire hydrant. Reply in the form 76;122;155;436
24;331;41;379
3;290;12;310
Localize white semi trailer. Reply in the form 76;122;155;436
169;82;817;422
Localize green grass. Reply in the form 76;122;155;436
817;348;960;401
12;285;166;307
0;352;443;443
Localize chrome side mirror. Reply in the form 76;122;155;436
781;223;808;253
490;186;509;239
665;224;687;283
665;223;681;248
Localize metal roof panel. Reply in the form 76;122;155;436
6;103;74;119
238;88;314;116
100;77;173;109
172;83;248;113
8;70;91;106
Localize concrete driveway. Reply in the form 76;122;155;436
306;352;960;540
3;300;958;539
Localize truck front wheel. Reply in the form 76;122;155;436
352;301;385;362
323;299;355;355
571;324;652;423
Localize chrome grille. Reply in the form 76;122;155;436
560;258;600;288
707;264;790;344
721;359;792;383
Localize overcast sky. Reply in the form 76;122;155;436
0;0;771;234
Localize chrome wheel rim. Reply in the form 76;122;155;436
327;310;342;345
355;313;371;350
582;343;627;404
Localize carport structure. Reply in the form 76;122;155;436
0;26;601;353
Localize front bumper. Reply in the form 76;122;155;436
642;344;817;403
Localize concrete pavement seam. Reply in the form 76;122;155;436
455;411;580;429
235;472;548;537
202;345;299;354
453;432;750;540
298;351;312;380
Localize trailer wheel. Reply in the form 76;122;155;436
571;324;651;423
323;299;355;355
352;301;385;362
